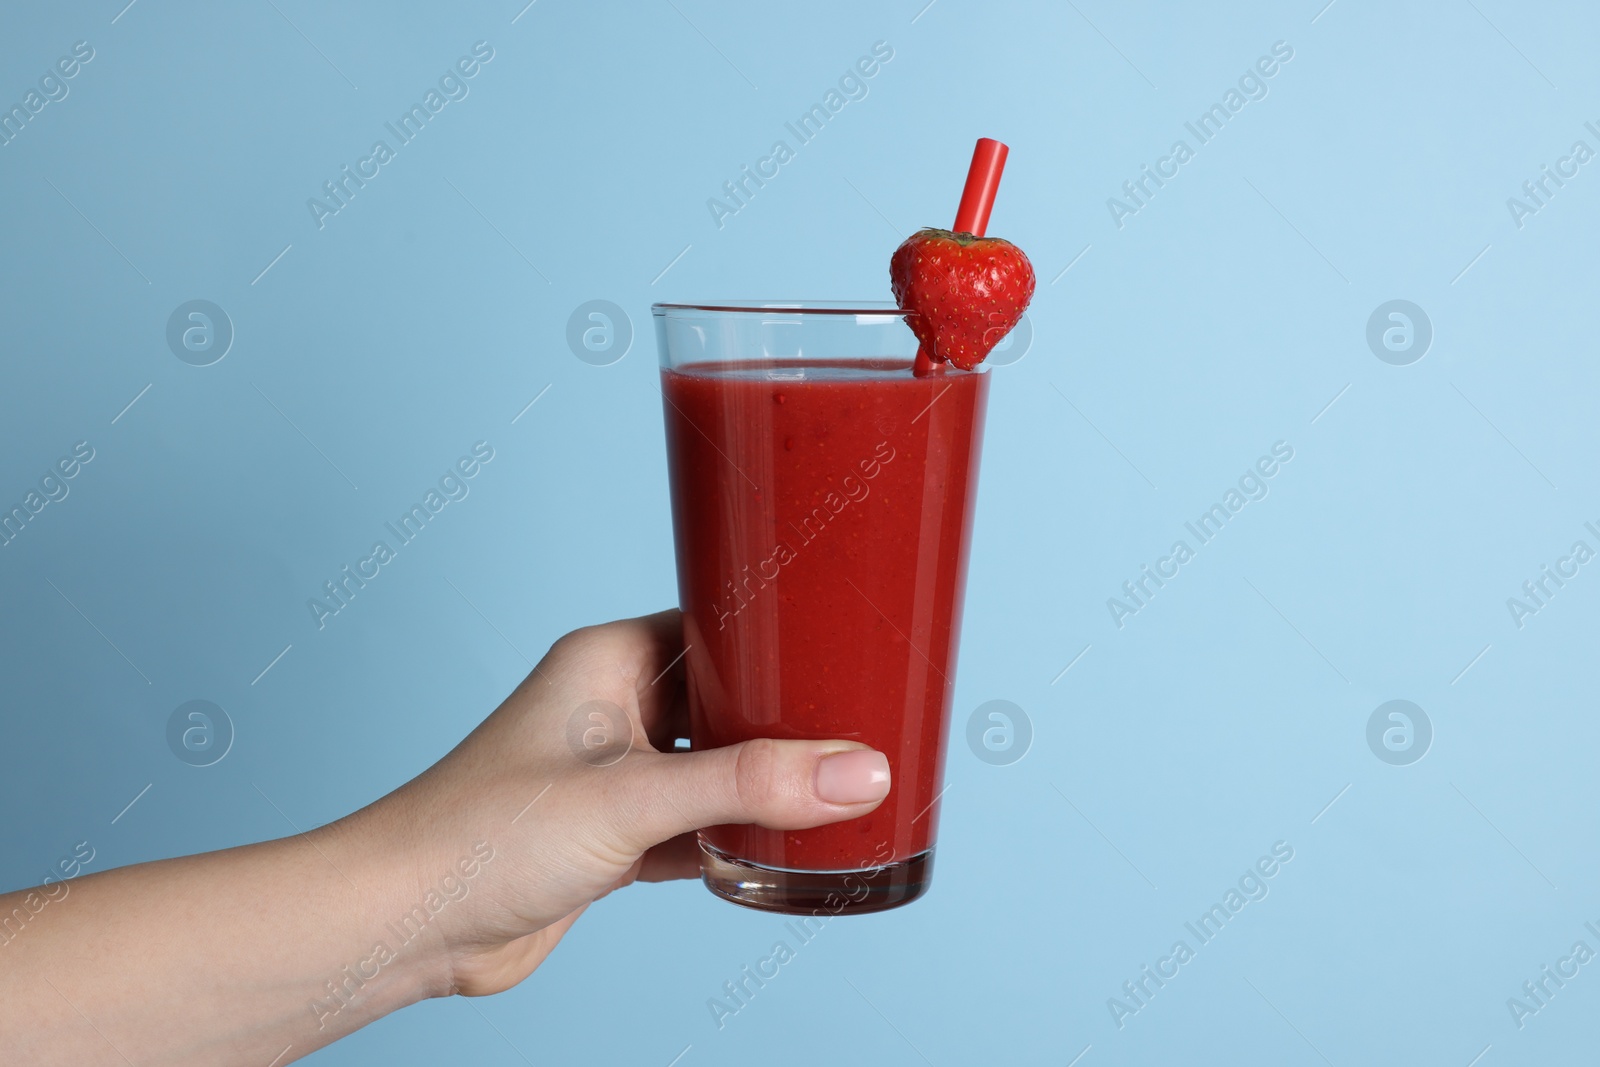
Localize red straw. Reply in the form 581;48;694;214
952;138;1008;237
913;138;1010;376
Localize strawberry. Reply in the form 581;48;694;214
889;227;1035;371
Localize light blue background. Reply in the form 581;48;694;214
3;0;1597;1063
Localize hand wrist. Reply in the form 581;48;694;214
313;804;461;1012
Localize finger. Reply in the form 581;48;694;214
637;832;701;883
596;833;703;896
589;608;688;747
644;682;690;755
603;740;891;854
628;609;690;746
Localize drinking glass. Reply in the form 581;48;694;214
654;301;989;914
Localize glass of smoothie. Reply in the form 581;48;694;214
653;301;989;914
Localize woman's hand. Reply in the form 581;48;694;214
357;608;893;997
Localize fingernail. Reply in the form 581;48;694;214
815;750;891;805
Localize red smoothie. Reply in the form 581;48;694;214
661;358;988;874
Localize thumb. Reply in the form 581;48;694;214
607;739;892;854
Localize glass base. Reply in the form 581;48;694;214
699;839;933;915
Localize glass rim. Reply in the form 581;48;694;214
652;300;913;317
